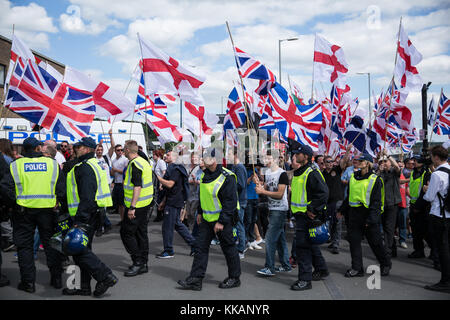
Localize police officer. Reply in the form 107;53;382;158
338;153;391;277
408;155;438;264
63;137;118;297
290;145;329;291
120;140;153;276
177;148;241;290
8;137;65;293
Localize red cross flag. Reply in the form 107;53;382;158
313;34;348;89
394;25;423;92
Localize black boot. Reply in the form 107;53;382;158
177;276;202;291
62;288;92;296
18;281;35;293
0;273;10;287
219;277;240;289
93;273;118;297
290;280;312;291
124;264;148;277
50;274;62;289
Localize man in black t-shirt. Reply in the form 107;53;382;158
322;155;345;254
156;151;195;258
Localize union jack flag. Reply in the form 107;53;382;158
135;72;168;115
224;87;246;130
269;83;322;150
7;60;95;140
258;95;276;131
433;92;450;135
234;47;276;95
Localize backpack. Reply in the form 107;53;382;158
436;167;450;214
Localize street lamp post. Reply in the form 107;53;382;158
357;72;371;124
278;37;299;85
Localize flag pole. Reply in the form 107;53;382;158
225;21;256;174
311;33;316;103
0;24;15;132
429;88;443;144
383;17;402;148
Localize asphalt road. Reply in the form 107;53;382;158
0;213;449;300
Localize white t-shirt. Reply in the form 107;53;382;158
96;155;113;185
155;158;167;177
111;155;129;184
264;167;289;211
55;151;66;166
424;163;450;218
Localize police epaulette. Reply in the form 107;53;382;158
221;168;231;177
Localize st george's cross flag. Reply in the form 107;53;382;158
64;66;134;121
139;37;206;106
394;25;423;92
183;101;219;137
313;34;348;89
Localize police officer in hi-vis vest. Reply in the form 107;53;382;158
177;147;241;291
64;137;118;297
290;145;329;291
9;137;66;293
120;140;154;277
338;153;391;277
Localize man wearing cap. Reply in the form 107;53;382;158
290;145;329;291
339;153;391;277
64;137;118;297
7;137;66;293
408;155;438;264
177;147;241;291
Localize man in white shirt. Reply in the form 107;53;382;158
95;143;113;236
423;145;450;293
108;129;129;224
44;140;66;168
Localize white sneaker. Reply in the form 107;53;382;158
400;242;408;249
289;221;294;229
247;242;254;250
256;238;265;245
239;252;245;259
251;241;263;250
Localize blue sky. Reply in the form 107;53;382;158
1;0;449;142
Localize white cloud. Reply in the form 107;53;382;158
0;0;58;50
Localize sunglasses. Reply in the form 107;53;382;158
325;160;333;163
116;149;123;152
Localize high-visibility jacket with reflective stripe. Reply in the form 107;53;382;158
124;157;154;208
409;170;427;204
10;157;58;208
349;173;385;213
200;167;239;222
290;167;326;214
67;158;113;216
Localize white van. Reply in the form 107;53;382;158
0;118;157;156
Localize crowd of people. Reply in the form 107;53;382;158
0;133;449;296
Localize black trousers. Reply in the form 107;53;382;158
120;205;150;265
190;219;241;279
382;205;398;259
72;215;113;290
348;209;391;271
410;204;439;262
12;207;64;284
256;203;269;239
295;214;328;281
430;215;450;284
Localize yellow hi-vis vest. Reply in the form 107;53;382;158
409;170;427;204
67;158;113;216
200;167;239;222
349;173;385;213
124;156;154;208
290;166;326;214
10;156;58;208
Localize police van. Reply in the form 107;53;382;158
0;118;158;156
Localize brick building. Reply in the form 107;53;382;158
0;34;65;119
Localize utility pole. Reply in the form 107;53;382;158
421;82;432;157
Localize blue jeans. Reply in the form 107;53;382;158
162;206;196;254
236;207;246;253
265;210;290;271
397;207;408;244
244;199;258;243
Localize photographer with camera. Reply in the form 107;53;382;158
177;147;241;291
